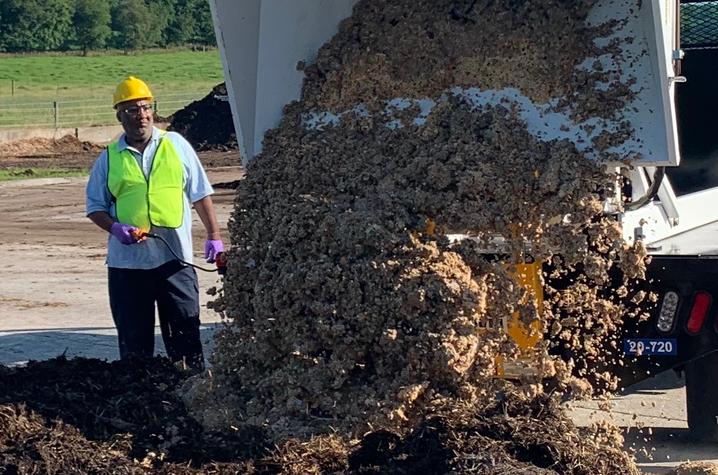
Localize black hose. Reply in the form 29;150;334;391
144;232;219;273
625;167;665;211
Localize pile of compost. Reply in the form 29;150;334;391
0;357;266;473
0;357;638;474
168;83;238;152
195;0;648;466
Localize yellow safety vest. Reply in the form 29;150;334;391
107;134;184;230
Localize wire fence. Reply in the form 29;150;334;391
682;1;718;49
0;92;205;129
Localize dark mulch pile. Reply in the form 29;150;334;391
345;394;634;475
254;391;636;474
0;356;266;474
0;356;637;474
168;83;238;152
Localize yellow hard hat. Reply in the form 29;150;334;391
113;76;154;107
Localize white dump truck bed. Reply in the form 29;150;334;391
209;0;681;166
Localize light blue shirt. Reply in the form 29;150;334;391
86;127;214;269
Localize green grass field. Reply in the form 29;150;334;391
0;49;224;127
0;49;223;99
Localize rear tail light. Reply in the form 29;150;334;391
656;291;679;332
686;291;712;335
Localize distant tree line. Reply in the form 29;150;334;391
0;0;216;54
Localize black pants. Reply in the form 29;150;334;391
108;260;204;369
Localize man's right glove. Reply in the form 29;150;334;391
110;222;140;245
204;239;224;263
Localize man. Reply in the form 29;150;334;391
86;76;224;370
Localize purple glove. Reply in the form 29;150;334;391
110;222;140;245
204;239;224;263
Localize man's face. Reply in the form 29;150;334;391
116;99;154;144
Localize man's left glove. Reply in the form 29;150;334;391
204;239;224;263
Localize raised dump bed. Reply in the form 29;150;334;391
209;0;681;167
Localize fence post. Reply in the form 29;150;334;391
11;80;14;97
53;101;59;129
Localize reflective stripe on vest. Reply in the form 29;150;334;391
107;135;184;230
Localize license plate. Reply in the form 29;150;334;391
623;338;678;356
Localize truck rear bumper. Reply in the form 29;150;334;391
614;254;718;387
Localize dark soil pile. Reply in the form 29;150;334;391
0;358;638;474
278;392;637;475
0;356;265;474
1;404;142;475
168;83;238;152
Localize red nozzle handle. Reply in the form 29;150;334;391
130;229;148;241
216;252;227;275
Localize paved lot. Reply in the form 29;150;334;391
1;169;716;473
569;370;718;473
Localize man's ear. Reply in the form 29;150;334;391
116;110;121;122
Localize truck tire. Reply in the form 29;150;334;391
685;350;718;442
